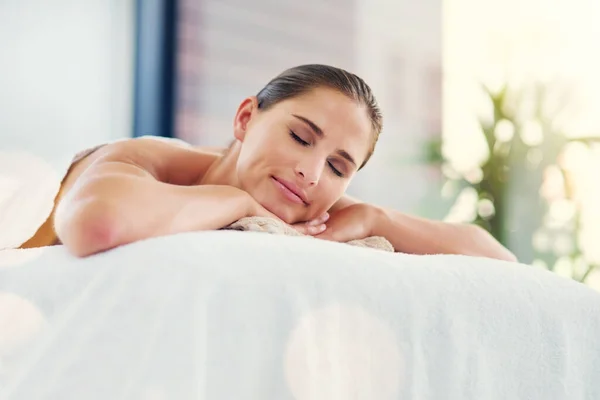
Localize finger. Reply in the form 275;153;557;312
315;224;342;242
306;212;329;226
314;226;339;241
315;222;355;243
293;223;326;236
306;223;327;235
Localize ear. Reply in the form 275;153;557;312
233;96;259;142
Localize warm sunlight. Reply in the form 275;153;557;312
444;0;600;283
444;0;600;165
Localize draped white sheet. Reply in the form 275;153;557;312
1;231;600;399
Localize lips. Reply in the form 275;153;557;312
271;176;309;205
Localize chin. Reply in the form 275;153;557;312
261;199;300;224
247;180;307;224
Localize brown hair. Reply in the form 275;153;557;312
256;64;382;169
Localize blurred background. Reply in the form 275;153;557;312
1;0;599;286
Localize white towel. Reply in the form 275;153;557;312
224;216;394;252
0;150;70;250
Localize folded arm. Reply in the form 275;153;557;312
54;140;268;257
330;195;517;262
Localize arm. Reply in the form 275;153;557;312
54;142;267;257
330;195;517;262
374;207;517;261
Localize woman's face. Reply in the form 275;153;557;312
233;87;373;224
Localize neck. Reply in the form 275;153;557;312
199;141;241;188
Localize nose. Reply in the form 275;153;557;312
294;157;324;187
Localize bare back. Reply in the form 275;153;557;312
19;137;224;249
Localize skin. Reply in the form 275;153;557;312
52;87;517;261
200;88;372;225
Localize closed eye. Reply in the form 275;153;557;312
328;161;343;177
290;130;309;146
290;130;344;177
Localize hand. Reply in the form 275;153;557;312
315;203;383;243
243;191;330;235
291;212;329;235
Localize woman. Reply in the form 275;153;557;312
22;64;516;261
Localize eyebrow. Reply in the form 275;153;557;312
293;114;323;137
292;114;357;167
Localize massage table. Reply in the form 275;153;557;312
1;230;600;399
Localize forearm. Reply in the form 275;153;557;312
374;207;517;262
55;167;249;256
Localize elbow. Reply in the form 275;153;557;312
499;247;519;263
504;252;519;263
55;200;122;257
465;224;518;263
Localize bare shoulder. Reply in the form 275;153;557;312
328;194;362;213
61;137;223;195
101;137;223;184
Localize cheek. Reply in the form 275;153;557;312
242;133;291;168
312;180;347;212
237;143;268;171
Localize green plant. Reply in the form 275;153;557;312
429;81;599;282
